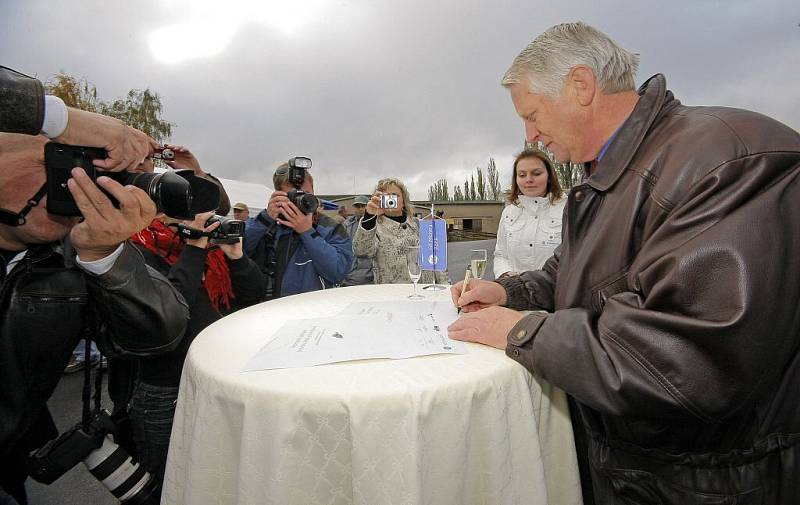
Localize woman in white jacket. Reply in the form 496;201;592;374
493;149;566;278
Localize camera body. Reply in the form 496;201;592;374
379;194;399;210
286;190;319;215
28;410;161;503
205;214;245;244
27;409;114;484
151;146;175;161
282;156;319;216
43;142;220;220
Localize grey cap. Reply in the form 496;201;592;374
353;194;371;206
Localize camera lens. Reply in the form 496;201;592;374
84;436;161;504
105;170;221;220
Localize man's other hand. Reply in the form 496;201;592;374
447;306;524;349
55;108;157;171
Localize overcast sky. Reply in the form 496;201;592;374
2;0;798;200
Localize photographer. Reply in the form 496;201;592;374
353;177;448;285
0;133;188;504
0;65;156;171
126;206;264;487
244;160;352;298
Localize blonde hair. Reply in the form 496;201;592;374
502;22;639;97
374;177;415;218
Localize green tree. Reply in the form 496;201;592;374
101;89;173;143
452;185;464;200
475;166;486;200
44;73;101;112
469;176;476;200
427;178;449;201
44;72;174;144
486;158;502;200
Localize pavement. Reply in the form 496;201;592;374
25;239;497;504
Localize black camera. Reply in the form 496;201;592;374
44;142;220;220
283;156;319;215
205;214;245;244
174;214;245;244
28;410;161;504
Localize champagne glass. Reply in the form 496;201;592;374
469;249;488;280
406;246;425;299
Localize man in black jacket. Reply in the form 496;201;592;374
0;126;188;502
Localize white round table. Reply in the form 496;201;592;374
162;285;582;505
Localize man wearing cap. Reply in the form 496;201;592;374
232;202;250;221
340;195;374;286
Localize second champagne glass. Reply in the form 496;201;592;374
406;246;425;299
469;249;488;280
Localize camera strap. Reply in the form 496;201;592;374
173;223;205;240
80;306;104;430
0;182;47;226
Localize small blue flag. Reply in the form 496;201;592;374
419;219;447;271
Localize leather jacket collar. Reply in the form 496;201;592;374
588;74;679;192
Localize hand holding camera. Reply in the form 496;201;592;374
269;191;313;234
68;167;158;261
160;144;204;175
367;191;400;217
55;108;158;171
181;211;219;249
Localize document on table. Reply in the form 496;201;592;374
242;301;466;371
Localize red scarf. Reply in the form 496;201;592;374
131;219;234;312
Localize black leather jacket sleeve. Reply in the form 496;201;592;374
496;245;560;312
0;66;45;135
87;242;189;357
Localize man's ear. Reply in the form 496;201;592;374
567;65;596;107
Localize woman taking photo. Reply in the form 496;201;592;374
353;177;448;285
494;149;566;278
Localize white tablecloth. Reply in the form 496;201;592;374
162;285;582;505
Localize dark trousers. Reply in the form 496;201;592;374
128;381;179;483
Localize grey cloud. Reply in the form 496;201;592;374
2;0;797;198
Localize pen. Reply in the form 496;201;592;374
457;268;472;314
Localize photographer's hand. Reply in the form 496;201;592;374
267;191;289;221
219;239;244;260
183;211;219;249
163;144;206;176
367;192;385;217
276;201;313;234
68;167;157;261
56;108;158;171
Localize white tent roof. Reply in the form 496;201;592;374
216;176;271;212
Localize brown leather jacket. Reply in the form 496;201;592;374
499;74;800;504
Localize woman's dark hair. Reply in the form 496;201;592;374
506;149;564;205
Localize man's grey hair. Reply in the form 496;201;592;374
501;22;640;97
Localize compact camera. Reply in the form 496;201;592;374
379;194;399;210
44;142;220;220
150;146;175;161
283;156;319;216
28;410;161;504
